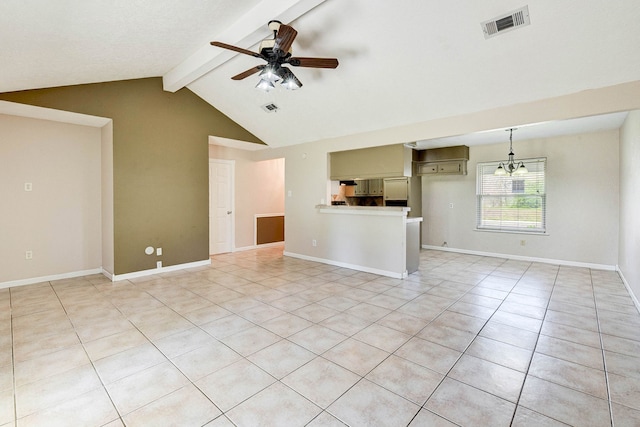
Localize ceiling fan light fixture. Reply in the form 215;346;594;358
259;65;281;82
211;21;338;91
280;67;302;90
255;78;275;92
282;77;301;90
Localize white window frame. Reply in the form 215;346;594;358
476;157;547;234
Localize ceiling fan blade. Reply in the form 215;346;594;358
273;24;298;55
231;65;265;80
210;41;263;59
288;57;339;68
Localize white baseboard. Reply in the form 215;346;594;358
1;259;214;288
110;259;211;282
421;245;617;271
0;268;103;290
617;266;640;314
283;251;407;279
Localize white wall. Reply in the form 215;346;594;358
619;110;640;302
101;121;114;275
0;114;102;283
208;144;284;249
422;130;620;267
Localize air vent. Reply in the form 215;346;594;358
481;6;530;39
261;103;279;113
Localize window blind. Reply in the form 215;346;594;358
476;158;546;233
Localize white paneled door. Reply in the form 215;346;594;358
209;159;234;255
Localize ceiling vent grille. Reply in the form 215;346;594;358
261;103;279;113
481;6;530;39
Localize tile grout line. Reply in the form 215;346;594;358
122;264;380;424
8;249;637;426
412;257;554;425
9;286;17;426
49;279;126;426
120;277;233;422
234;253;481;425
590;269;616;427
507;263;560;426
407;255;515;425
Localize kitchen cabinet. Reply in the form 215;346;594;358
384;178;408;200
330;144;414;180
417;163;438;174
368;179;383;196
417;160;467;175
354;179;369;196
350;179;383;196
415;145;469;176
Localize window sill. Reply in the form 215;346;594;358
474;228;548;236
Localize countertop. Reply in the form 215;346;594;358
317;205;422;220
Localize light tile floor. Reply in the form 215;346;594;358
2;247;640;426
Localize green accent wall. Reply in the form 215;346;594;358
0;78;264;274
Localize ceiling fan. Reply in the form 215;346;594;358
210;20;339;91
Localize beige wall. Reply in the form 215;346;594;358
619;110;640;301
421;130;620;267
0;114;102;283
208;145;284;249
0;78;263;275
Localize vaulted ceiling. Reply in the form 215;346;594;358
2;0;639;148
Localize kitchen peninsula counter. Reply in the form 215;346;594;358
303;205;422;278
317;205;412;216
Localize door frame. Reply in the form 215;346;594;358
209;158;235;255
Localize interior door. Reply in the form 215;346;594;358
209;159;234;255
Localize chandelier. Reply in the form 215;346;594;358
495;128;528;176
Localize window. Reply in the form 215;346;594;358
512;179;525;193
476;158;546;233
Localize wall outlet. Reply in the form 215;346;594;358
156;261;162;269
156;247;162;256
25;250;33;260
24;182;33;192
312;239;317;247
449;203;454;208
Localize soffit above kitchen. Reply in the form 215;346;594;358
1;1;640;148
